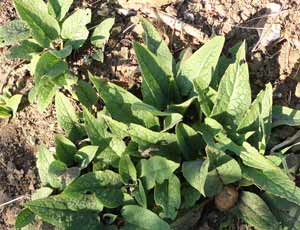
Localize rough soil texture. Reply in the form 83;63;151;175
0;0;299;229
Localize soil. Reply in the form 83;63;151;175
0;0;299;229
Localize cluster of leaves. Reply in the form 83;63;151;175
0;89;22;118
0;0;114;112
15;19;300;230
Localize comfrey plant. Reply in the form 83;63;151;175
0;0;114;112
16;19;300;230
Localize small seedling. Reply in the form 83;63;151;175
0;89;22;118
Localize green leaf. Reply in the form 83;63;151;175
36;146;55;186
74;80;98;110
176;36;225;96
134;42;171;109
5;94;22;115
272;105;300;127
90;75;159;129
0;19;30;47
181;184;201;209
237;84;273;152
75;145;99;169
55;92;85;141
91;17;115;48
154;174;181;220
182;160;208;196
141;17;174;77
176;123;202;160
211;41;251;128
121;205;170;230
55;134;77;166
133;180;147;208
7;39;43;60
48;0;73;21
140;156;179;190
63;170;124;208
15;208;35;229
238;191;280;230
242;165;300;206
48;160;67;189
35;76;59;112
14;0;60;47
25;195;103;229
61;9;91;49
49;45;73;58
31;187;53;200
166;96;197;115
0;106;12;118
119;154;137;184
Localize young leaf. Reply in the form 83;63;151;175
61;8;91;49
141;17;175;76
176;36;225;96
119;154;137;184
0;19;30;47
25;195;103;229
91;18;115;48
14;0;60;47
140;156;179;190
48;160;67;189
37;146;55;186
134;42;170;109
90;75;159;129
74;145;99;169
63;170;124;208
49;45;73;59
15;208;35;229
176;123;203;160
7;39;43;60
55;134;77;166
6;94;22;115
238;191;280;230
74;80;98;110
133;180;147;208
211;41;251;128
154;174;181;220
55;92;85;141
48;0;73;21
0;106;12;118
121;205;170;230
272;105;300;127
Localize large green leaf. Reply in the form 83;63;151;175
176;36;225;96
15;208;35;229
176;123;203;160
55;92;85;141
91;18;115;48
14;0;60;47
25;195;103;230
211;42;251;128
0;19;30;47
238;191;280;230
121;205;170;230
63;170;124;208
134;42;172;109
90;75;159;129
7;39;43;60
61;8;91;49
74;80;98;110
36;146;55;186
48;0;73;21
154;174;181;220
272;105;300;127
140;156;179;190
